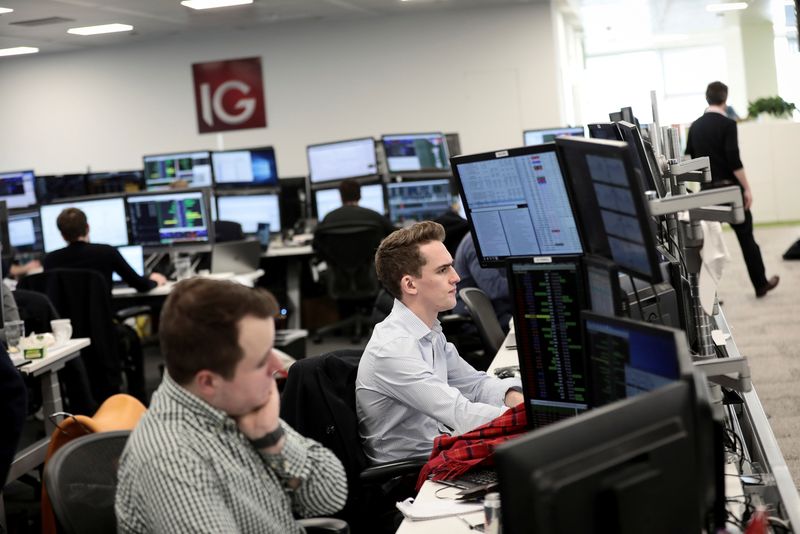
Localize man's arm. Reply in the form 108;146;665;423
110;247;160;292
443;342;522;408
733;168;752;211
727;122;751;210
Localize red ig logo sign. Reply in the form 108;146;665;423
192;57;267;134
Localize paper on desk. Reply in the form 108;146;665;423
698;221;730;315
396;497;483;521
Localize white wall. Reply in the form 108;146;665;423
0;5;562;178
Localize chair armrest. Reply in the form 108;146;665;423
296;517;350;534
115;305;152;321
359;457;427;484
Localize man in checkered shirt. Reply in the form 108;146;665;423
115;278;347;533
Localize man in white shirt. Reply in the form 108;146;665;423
356;221;522;463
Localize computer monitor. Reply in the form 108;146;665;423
112;245;145;283
35;174;89;204
306;138;378;184
0;201;9;260
616;121;666;198
86;171;144;195
587;122;622;141
40;196;129;253
0;170;38;209
381;132;450;173
582;311;689;408
277;176;308;232
211;146;279;189
143;151;213;190
452;144;583;266
216;192;281;234
127;189;212;248
386;178;452;225
8;209;44;254
583;254;624;317
556;137;662;283
445;132;461;157
313;183;386;221
523;126;584;146
495;375;717;534
508;261;588;429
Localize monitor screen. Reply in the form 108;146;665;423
508;261;588;429
523;126;584;146
452;144;583;266
382;133;450;173
211;147;279;189
0;201;9;260
556;137;662;283
616;121;665;198
40;197;129;253
217;193;281;234
143;151;213;190
583;254;623;317
35;174;89;204
495;376;715;534
127;190;211;247
314;183;386;221
86;171;144;195
8;209;43;253
112;245;145;282
386;178;452;225
307;138;378;184
0;170;38;209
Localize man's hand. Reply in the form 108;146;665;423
504;389;524;408
149;272;168;286
235;379;284;454
743;188;753;211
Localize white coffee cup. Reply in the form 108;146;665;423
51;319;73;345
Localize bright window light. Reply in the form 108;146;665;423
181;0;253;10
0;7;14;14
67;23;134;36
706;3;749;12
0;46;39;57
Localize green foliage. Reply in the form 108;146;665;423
747;96;797;119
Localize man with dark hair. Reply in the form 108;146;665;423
43;207;166;292
316;178;394;235
356;221;522;463
686;81;779;298
116;278;347;533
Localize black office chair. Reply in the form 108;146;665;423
18;269;151;405
281;349;426;534
312;222;385;343
214;220;245;243
44;430;349;534
459;287;506;358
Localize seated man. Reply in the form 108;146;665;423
43;207;166;292
116;279;347;533
356;221;522;463
317;178;394;236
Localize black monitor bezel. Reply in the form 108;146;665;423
582;254;624;317
214;186;283;234
141;149;214;191
311;178;387;220
522;126;585;146
306;137;379;185
587;122;622;141
452;143;586;267
616;120;666;198
125;187;215;252
380;131;451;175
210;145;279;189
555;136;663;284
85;170;145;194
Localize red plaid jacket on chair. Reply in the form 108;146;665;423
415;403;527;490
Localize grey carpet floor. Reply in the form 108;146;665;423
715;222;800;488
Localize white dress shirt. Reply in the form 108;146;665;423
356;299;521;463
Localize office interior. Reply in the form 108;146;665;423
2;0;800;532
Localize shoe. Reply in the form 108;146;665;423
756;275;780;298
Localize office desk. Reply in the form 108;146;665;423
264;244;314;329
112;269;264;298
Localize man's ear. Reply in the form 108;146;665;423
400;274;417;297
193;369;218;397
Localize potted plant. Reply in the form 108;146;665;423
747;96;796;120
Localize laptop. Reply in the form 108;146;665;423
113;245;145;288
211;239;262;275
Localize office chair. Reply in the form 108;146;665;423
213;219;245;243
311;222;384;343
281;349;426;534
18;269;151;404
459;287;506;358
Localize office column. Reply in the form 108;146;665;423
740;6;780;101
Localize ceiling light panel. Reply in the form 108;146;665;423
67;23;134;36
181;0;254;10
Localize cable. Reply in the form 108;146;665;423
649;283;666;325
628;274;645;321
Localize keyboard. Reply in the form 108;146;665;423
434;468;498;490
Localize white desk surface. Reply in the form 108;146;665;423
395;481;484;534
11;337;91;375
264;243;314;258
112;269;264;297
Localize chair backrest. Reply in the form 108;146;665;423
214;220;245;243
459;287;505;356
13;288;60;336
44;430;131;534
18;269;122;401
312;223;384;301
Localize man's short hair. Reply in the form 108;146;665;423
56;208;89;243
375;220;445;299
160;278;279;385
339;179;361;203
706;81;728;106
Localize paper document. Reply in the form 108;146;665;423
396;497;483;521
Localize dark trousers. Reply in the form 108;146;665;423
730;209;768;292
